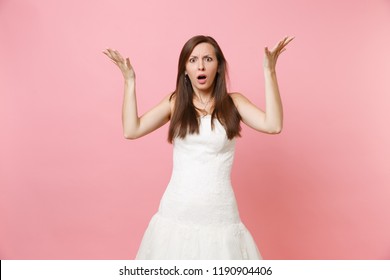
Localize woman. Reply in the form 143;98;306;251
103;35;293;259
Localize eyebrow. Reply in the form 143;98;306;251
189;54;214;58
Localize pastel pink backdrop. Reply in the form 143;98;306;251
1;0;389;259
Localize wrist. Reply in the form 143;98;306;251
263;67;276;74
124;78;135;85
264;68;277;78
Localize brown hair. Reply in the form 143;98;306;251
168;35;241;143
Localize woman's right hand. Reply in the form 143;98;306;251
103;48;135;81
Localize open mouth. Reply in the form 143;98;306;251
197;75;207;83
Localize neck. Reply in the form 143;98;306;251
193;89;213;101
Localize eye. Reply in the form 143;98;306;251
189;57;196;63
205;56;213;62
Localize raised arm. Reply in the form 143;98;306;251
231;36;294;134
103;49;171;139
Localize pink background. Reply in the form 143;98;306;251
1;0;390;259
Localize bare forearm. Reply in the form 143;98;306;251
264;69;283;133
122;79;139;138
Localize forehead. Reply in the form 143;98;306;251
190;42;216;56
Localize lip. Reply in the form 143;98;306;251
197;74;207;85
197;78;207;85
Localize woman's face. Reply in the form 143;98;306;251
185;42;218;94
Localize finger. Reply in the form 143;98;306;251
275;48;286;60
103;51;118;64
277;36;291;47
103;50;116;59
126;58;131;68
273;37;293;54
280;36;294;49
110;50;120;61
270;39;284;53
286;36;295;44
264;49;272;60
113;50;125;62
106;49;117;61
107;49;122;62
264;46;271;56
108;57;119;65
106;48;116;55
103;49;119;60
278;37;289;49
103;49;113;58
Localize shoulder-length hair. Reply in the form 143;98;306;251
168;35;241;143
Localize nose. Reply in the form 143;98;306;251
198;60;205;70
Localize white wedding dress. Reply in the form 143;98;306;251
135;115;262;259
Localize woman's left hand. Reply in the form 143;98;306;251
264;36;294;71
